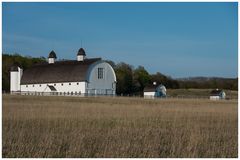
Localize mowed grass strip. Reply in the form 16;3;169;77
2;95;237;158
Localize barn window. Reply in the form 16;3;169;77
39;84;41;87
61;83;63;86
54;84;56;86
32;85;34;87
98;68;104;79
77;83;79;85
69;83;71;85
26;85;28;88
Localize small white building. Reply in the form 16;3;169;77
144;83;167;98
10;48;117;96
209;89;226;100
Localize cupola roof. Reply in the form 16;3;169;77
77;48;86;56
48;50;57;59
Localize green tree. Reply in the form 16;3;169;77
133;66;151;93
2;54;46;92
150;72;179;89
115;62;133;95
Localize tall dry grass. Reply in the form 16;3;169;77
2;95;238;158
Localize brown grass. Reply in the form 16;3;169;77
2;95;238;158
167;89;238;99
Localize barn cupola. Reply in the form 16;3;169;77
77;48;86;61
48;50;57;64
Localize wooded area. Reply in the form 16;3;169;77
2;54;238;95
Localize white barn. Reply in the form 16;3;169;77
10;48;117;96
144;83;167;99
209;89;226;100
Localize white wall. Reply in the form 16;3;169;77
77;55;85;61
48;58;55;64
210;96;220;100
21;81;86;94
86;61;116;95
144;92;155;96
10;72;18;92
144;92;155;99
10;67;22;92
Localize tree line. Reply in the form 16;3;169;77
2;54;46;92
106;61;238;95
2;54;238;94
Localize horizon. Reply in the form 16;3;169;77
2;2;238;78
3;52;237;79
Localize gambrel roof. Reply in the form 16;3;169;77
21;58;101;84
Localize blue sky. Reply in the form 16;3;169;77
2;2;238;78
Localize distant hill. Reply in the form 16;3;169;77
176;77;238;91
2;53;238;93
176;76;237;82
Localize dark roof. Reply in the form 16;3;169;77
210;89;223;95
48;50;57;58
144;84;166;92
144;85;157;92
21;58;101;84
77;48;86;56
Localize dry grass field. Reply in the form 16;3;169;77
2;95;238;158
167;89;238;99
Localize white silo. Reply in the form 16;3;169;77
10;65;22;92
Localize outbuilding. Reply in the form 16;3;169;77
144;83;167;98
210;89;226;100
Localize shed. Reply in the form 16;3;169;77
210;89;226;100
144;84;166;98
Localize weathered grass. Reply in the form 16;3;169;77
167;89;238;99
2;95;238;158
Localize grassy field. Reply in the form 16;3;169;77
167;89;238;99
2;95;238;158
